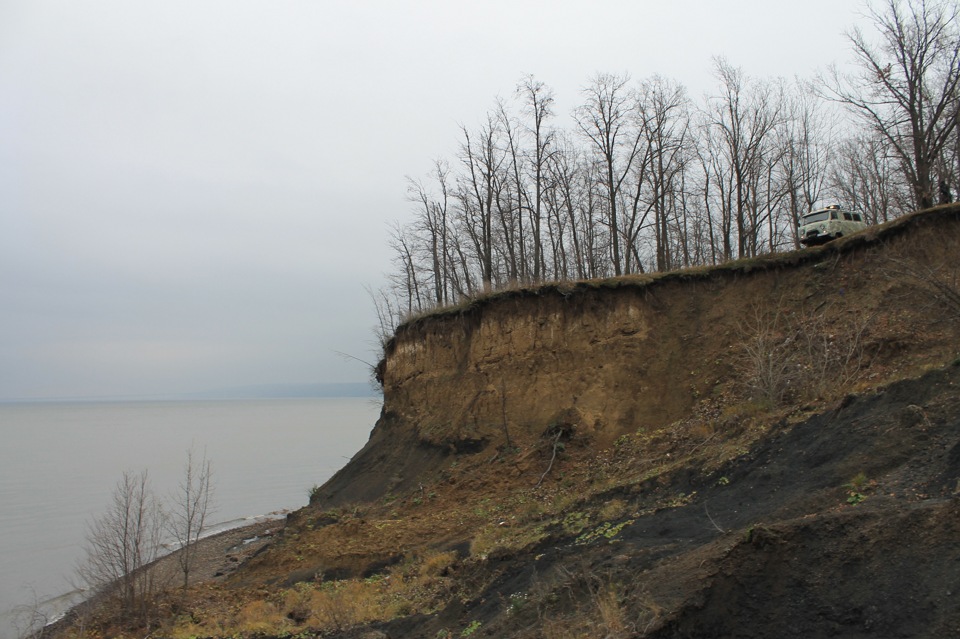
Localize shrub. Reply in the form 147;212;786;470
740;301;871;406
232;600;285;635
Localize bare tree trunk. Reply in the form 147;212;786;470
518;75;556;283
168;446;214;592
460;116;506;292
575;73;644;276
78;470;165;623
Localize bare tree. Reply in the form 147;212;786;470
823;0;960;210
703;59;784;259
495;99;526;285
78;470;166;623
459;113;507;292
575;72;644;275
547;132;593;279
829;132;906;223
780;86;835;246
938;79;960;201
406;160;454;306
637;75;691;271
386;220;424;315
168;446;214;592
518;75;557;282
11;588;53;639
367;283;401;348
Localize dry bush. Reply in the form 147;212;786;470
419;550;458;579
271;555;456;634
539;565;661;639
793;305;871;397
597;498;629;522
301;580;383;631
160;550;461;638
883;256;960;321
740;303;798;406
739;302;872;405
231;600;286;635
593;584;629;636
471;520;551;559
281;582;314;625
164;619;208;639
541;616;592;639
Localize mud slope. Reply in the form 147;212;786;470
338;363;960;639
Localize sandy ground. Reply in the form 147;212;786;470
153;518;284;586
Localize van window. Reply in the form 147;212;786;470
852;213;863;222
831;212;839;220
801;211;831;224
843;212;853;220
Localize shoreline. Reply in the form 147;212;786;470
44;517;285;637
157;517;284;584
1;397;379;639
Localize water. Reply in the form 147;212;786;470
0;397;381;639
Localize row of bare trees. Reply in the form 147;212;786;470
74;448;213;628
374;0;960;342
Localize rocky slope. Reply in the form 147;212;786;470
55;205;960;639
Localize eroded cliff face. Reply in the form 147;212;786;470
316;205;960;507
383;285;713;448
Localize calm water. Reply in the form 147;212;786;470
0;397;381;639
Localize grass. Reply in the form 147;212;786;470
160;548;462;638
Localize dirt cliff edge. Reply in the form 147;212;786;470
316;204;960;510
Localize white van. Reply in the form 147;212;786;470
798;205;868;246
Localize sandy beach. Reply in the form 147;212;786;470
155;518;284;586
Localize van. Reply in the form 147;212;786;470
798;205;868;246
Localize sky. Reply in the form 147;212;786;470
0;1;875;400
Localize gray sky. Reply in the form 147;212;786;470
0;1;872;400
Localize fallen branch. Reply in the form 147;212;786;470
536;429;565;488
704;501;725;534
688;432;718;455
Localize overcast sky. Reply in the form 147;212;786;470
0;1;874;400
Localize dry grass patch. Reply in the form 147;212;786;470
158;550;462;638
231;599;286;635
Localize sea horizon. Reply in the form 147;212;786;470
0;381;380;404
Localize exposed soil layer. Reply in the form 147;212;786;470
285;206;960;638
319;205;960;508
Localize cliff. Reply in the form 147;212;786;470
315;204;959;508
56;204;960;639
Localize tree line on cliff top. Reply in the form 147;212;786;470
373;0;960;342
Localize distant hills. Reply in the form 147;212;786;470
0;382;379;403
191;382;379;400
